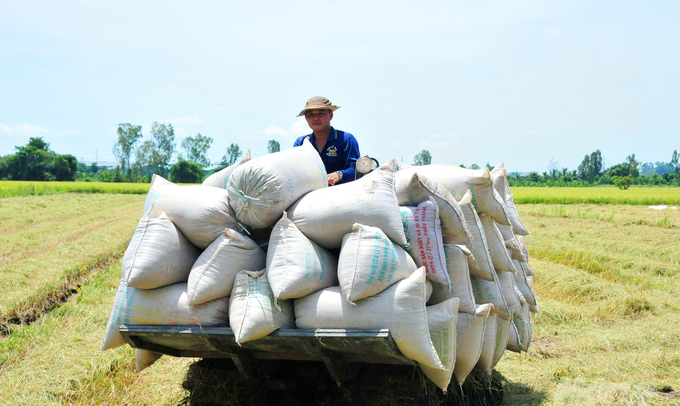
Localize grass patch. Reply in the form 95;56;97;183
0;193;145;315
0;181;150;198
520;204;680;228
512;186;680;206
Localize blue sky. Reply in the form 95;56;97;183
1;1;678;173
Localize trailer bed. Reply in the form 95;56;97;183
119;324;415;384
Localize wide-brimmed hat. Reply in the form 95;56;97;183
297;96;341;117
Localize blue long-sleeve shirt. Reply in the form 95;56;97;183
293;127;361;184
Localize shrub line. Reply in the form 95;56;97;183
0;245;127;337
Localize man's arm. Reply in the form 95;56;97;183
337;133;360;184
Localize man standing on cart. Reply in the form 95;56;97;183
293;96;361;185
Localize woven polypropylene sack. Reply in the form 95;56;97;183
454;304;493;385
395;165;510;226
202;149;253;188
229;270;295;344
228;141;327;229
475;312;497;375
512;259;537;306
419;298;459;391
287;160;407;249
470;273;511;319
122;206;201;289
428;244;476;313
394;170;472;242
447;197;495;281
399;199;450;285
479;213;516;273
186;229;266;305
266;212;338;300
143;175;240;248
100;281;229;351
337;223;416;303
294;267;444;369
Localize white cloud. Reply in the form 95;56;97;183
263;125;288;138
166;116;204;125
289;120;309;139
527;130;538;135
390;141;405;148
207;107;223;113
547;27;563;36
431;133;443;138
0;123;49;136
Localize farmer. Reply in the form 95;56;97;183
293;96;361;185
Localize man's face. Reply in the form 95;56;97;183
305;109;333;134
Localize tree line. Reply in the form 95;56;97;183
0;122;282;183
505;150;680;189
1;127;677;189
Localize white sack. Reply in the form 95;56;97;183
395;165;510;226
136;349;163;372
513;299;533;352
513;259;537;306
294;267;444;369
228;141;327;229
100;281;229;351
497;270;522;318
479;214;516;273
447;195;495;281
454;304;493;385
337;223;417;303
229;270;295;344
475;312;497;375
428;245;477;314
202;149;253;188
143;175;240;248
287;160;407;249
470;273;511;319
186;229;266;305
266;212;338;300
122;206;201;289
490;163;530;236
506;321;522;353
399;200;450;285
419;298;459;392
492;315;512;367
394;170;472;243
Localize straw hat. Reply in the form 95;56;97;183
297;96;341;117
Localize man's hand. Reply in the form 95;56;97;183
327;172;341;186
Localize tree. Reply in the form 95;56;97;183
671;150;679;177
113;123;143;181
613;176;633;190
608;163;630;178
221;143;243;167
181;133;213;167
413;150;432;166
9;137;53;180
470;163;480;170
150;122;176;177
578;150;602;183
51;154;78;181
267;139;281;154
134;140;156;180
626;154;639;178
170;158;204;184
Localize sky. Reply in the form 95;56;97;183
1;0;678;173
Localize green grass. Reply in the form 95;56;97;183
512;186;680;205
0;181;150;197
